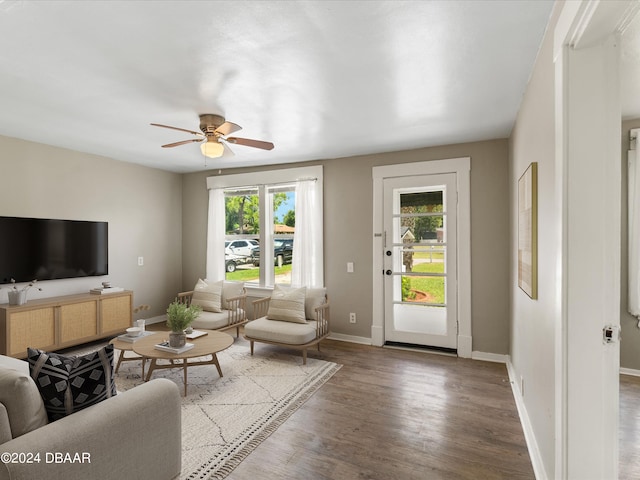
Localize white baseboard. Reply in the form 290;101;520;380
506;360;548;480
327;332;372;345
471;351;509;363
620;367;640;377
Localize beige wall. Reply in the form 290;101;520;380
621;119;640;370
0;135;183;319
182;138;510;354
508;3;562;479
0;129;510;356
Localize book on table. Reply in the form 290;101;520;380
90;286;125;295
116;331;155;343
186;330;208;339
154;342;194;354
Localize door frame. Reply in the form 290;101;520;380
553;1;638;477
372;157;471;357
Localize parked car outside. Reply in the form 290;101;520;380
224;239;259;272
226;239;259;258
253;238;293;267
274;239;293;266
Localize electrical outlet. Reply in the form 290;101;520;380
137;256;144;266
349;312;356;323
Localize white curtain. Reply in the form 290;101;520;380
206;188;226;282
629;148;640;317
291;179;323;287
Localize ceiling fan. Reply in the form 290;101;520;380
151;114;274;158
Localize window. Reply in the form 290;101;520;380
222;186;295;285
223;188;260;277
206;166;323;290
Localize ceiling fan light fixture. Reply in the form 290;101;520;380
200;140;224;158
151;116;273;161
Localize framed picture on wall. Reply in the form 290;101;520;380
518;162;538;299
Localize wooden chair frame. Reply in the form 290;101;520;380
245;295;330;364
177;288;248;336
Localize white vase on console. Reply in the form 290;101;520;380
8;290;27;305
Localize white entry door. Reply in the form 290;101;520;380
383;173;457;350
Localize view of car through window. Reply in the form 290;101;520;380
224;239;259;273
224;237;294;283
224;186;296;285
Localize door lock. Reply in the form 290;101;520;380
602;325;620;344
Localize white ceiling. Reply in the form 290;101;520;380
0;0;556;173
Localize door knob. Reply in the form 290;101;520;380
385;270;392;275
386;250;392;256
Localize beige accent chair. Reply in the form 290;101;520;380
177;280;248;336
244;286;330;364
0;354;181;480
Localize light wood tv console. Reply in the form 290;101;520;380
0;290;133;358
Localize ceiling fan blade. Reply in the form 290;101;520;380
161;138;203;148
215;121;242;136
151;123;204;137
222;143;235;157
226;137;274;150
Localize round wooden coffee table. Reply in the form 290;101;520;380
132;329;234;396
110;331;158;378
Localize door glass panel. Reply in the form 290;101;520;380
401;274;445;305
392;185;447;335
400;244;446;273
400;190;443;209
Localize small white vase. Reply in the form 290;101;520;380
8;290;27;305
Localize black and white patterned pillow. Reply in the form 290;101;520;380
27;344;117;421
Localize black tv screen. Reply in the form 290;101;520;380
0;216;108;284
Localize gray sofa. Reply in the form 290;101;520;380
0;354;181;480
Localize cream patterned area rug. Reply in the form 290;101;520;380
113;340;341;480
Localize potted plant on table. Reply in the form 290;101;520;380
166;300;202;348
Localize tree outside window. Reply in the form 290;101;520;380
224;188;295;285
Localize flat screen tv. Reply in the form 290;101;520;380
0;216;108;284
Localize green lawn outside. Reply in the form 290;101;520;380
226;264;292;282
413;262;444;274
412;250;444;260
404;261;445;303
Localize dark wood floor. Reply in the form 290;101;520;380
228;339;535;480
92;324;640;478
142;325;640;478
620;374;640;479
